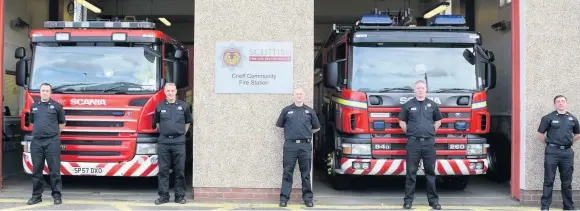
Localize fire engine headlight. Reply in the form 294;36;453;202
341;143;371;155
21;141;31;153
55;32;69;41
136;143;157;154
112;33;127;41
466;144;483;155
454;120;468;131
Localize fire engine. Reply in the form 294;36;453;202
313;10;497;190
14;20;193;177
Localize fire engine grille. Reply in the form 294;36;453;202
61;140;122;146
370;112;471;129
61;131;119;136
65;121;125;127
61;151;121;156
64;109;126;117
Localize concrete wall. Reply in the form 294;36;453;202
314;0;431;45
522;0;580;202
192;0;313;199
2;0;48;179
157;23;193;43
475;0;512;116
3;0;48;115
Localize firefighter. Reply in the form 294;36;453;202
276;87;320;208
397;80;442;210
537;95;579;211
27;83;66;205
152;83;193;205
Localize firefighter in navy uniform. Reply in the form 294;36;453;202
152;83;193;205
276;87;320;208
27;83;66;205
537;95;579;211
397;80;442;210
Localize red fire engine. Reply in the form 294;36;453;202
313;10;497;190
14;20;193;177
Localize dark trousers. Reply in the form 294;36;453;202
541;145;575;209
30;136;62;199
404;136;438;204
157;142;186;199
280;140;313;202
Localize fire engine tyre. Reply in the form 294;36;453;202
440;176;469;191
329;174;351;190
326;152;351;190
484;133;511;183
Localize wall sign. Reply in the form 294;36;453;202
215;42;293;94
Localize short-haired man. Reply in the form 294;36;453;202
276;87;320;208
27;83;66;205
537;95;579;210
152;83;193;205
398;80;443;210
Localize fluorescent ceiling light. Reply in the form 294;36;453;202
422;2;450;19
75;0;102;14
158;17;171;26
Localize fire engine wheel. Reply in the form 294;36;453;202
440;176;469;191
484;133;511;183
326;152;350;190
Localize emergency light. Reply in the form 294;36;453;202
43;21;156;29
358;13;393;26
430;15;466;26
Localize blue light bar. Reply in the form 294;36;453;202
358;13;393;26
43;21;156;29
430;15;466;26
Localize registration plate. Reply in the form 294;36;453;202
73;167;103;175
373;144;391;150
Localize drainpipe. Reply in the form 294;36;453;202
0;0;6;189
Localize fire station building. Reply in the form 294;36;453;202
0;0;578;206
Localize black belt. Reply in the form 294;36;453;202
287;139;311;143
410;137;431;141
163;134;184;139
547;143;571;149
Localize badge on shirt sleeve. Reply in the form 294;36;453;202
161;110;167;113
49;105;54;109
305;110;309;114
427;103;431;107
32;108;38;111
178;106;183;110
569;117;573;121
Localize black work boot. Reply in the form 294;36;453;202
27;197;42;205
279;201;287;207
174;196;186;204
403;202;412;209
154;197;169;205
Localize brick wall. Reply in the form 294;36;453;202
521;190;580;207
194;188;302;201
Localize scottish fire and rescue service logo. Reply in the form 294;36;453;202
221;45;244;70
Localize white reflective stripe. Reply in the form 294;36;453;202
471;101;487;109
332;97;368;109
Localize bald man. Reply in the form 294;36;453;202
152;83;193;205
275;88;321;207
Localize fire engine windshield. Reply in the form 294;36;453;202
351;45;477;92
29;45;159;93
